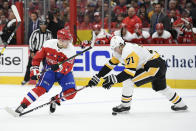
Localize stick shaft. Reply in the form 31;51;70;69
19;86;88;116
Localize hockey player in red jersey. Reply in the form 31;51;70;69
14;28;77;115
152;23;173;44
129;23;151;44
177;18;196;44
81;24;111;47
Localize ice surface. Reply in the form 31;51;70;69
0;85;196;131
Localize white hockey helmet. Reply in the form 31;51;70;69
110;36;125;50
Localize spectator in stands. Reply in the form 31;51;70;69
81;24;111;47
0;14;7;29
167;0;181;17
129;23;151;44
185;2;192;12
95;0;102;13
47;9;64;38
122;7;142;34
0;14;7;45
178;18;196;44
1;11;16;45
143;0;154;19
2;1;9;17
130;0;139;13
92;12;108;29
150;3;170;35
28;12;40;39
137;4;150;28
86;2;96;23
152;23;173;44
190;5;196;27
113;0;127;16
112;23;133;42
78;14;93;30
111;13;124;30
0;8;4;17
173;9;191;28
147;1;157;20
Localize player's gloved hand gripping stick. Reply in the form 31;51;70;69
0;5;21;56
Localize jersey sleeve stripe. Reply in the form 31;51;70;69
110;57;120;65
132;67;159;83
105;64;114;69
124;69;136;77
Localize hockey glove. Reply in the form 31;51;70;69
51;64;59;71
30;66;40;80
102;74;118;89
81;40;90;49
88;75;100;87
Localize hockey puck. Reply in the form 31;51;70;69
112;112;117;115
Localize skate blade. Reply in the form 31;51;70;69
112;111;130;115
4;107;20;117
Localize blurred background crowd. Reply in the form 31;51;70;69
0;0;196;45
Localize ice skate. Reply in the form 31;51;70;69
49;97;60;113
5;103;27;117
171;104;188;111
112;104;130;115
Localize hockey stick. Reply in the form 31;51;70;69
5;85;89;117
0;5;21;56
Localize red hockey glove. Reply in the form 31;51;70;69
30;66;40;80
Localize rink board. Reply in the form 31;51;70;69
0;45;196;89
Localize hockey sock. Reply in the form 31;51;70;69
158;86;186;107
54;88;77;104
121;95;132;107
21;86;46;106
121;80;134;107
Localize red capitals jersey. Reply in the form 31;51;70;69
178;28;196;44
32;39;75;75
152;30;173;44
129;31;151;44
92;29;112;45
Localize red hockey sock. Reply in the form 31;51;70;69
21;86;46;106
55;88;77;103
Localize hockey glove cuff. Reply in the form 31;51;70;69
88;74;100;87
51;64;59;71
102;74;118;89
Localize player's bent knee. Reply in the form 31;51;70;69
63;88;76;100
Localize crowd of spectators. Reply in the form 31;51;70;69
0;0;196;45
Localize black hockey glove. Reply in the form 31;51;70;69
51;64;59;71
102;74;118;89
88;75;100;87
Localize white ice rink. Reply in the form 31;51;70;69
0;84;196;131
